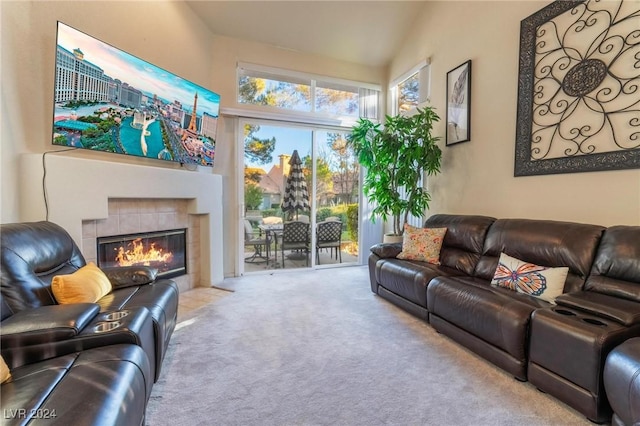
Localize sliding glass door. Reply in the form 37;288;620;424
239;119;359;274
313;130;359;267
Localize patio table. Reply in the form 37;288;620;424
258;224;283;266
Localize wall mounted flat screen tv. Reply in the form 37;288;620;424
53;22;220;167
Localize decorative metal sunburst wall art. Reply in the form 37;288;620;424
515;0;640;176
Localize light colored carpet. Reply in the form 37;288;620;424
145;266;592;426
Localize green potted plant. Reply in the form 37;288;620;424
349;106;442;242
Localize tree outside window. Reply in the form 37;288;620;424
397;72;419;113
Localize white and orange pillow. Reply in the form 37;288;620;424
396;224;447;265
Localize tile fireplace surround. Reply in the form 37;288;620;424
83;199;199;292
19;154;224;290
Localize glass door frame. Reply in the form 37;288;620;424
236;117;361;276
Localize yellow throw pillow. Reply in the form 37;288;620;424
1;354;11;384
52;262;112;304
396;224;447;265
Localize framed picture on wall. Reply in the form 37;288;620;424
514;0;640;176
446;60;471;146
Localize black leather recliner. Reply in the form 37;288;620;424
1;344;152;426
0;221;179;382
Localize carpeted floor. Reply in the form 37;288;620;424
145;266;593;426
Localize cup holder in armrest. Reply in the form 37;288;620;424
94;321;122;332
104;310;130;321
582;318;607;327
554;309;577;316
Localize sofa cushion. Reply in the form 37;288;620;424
491;252;568;303
585;225;640;302
427;276;548;362
424;214;496;276
52;262;112;304
375;259;463;308
397;225;447;264
1;352;74;422
474;219;605;293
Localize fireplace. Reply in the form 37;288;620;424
97;229;187;279
20;155;224;289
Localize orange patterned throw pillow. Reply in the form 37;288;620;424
396;224;447;264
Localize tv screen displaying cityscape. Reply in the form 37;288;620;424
52;22;220;167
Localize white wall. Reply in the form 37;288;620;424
389;1;640;226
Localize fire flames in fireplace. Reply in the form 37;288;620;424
114;238;174;267
97;229;187;279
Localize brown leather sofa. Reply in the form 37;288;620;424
604;337;640;426
0;221;180;425
368;214;640;423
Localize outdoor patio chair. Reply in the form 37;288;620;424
316;220;342;264
280;220;310;267
244;219;270;263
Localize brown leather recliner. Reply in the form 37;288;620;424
528;226;640;423
368;214;496;320
427;218;605;381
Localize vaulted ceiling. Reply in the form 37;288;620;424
185;1;428;67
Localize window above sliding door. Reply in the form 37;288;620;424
237;63;380;124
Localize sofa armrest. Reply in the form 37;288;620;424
0;303;100;348
370;243;403;259
101;266;158;289
556;291;640;326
